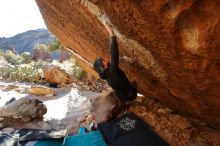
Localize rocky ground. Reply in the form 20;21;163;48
129;97;220;146
0;79;220;146
0;81;98;133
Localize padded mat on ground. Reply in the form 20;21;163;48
1;130;107;146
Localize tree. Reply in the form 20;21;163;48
48;39;64;52
34;43;49;53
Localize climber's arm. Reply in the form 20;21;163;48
103;21;119;69
109;36;119;67
103;21;114;37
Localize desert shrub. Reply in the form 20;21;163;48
0;50;8;67
72;66;87;80
1;50;34;65
34;43;49;53
3;50;24;65
0;49;4;56
57;57;88;80
34;40;64;53
21;52;32;63
48;39;63;52
0;60;48;83
0;49;87;83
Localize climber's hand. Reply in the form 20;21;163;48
103;21;114;37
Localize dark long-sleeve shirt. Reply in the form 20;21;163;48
100;36;137;101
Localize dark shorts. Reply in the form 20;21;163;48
98;112;169;146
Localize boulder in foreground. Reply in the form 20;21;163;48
43;66;71;86
0;98;47;123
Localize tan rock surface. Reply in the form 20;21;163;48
36;0;220;128
2;85;18;91
28;86;56;96
169;115;192;130
0;98;47;122
43;66;71;85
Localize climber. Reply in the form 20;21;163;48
93;22;137;102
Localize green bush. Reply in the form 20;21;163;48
34;40;64;53
21;52;32;63
0;48;4;56
3;50;24;65
0;49;88;83
48;39;63;52
72;66;87;80
34;43;49;53
61;57;88;80
0;60;48;83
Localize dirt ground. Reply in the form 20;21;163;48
129;96;220;146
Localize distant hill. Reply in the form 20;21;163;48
0;28;56;54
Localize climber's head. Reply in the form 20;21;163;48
102;58;110;69
94;58;104;74
93;57;110;74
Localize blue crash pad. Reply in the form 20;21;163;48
34;130;106;146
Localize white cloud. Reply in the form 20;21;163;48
0;0;46;37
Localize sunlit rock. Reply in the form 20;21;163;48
36;0;220;129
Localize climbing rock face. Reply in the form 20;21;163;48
36;0;220;128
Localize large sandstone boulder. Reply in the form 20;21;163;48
43;66;71;86
36;0;220;128
0;98;47;123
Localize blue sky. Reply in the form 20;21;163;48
0;0;46;37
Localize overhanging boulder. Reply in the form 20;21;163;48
36;0;220;128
